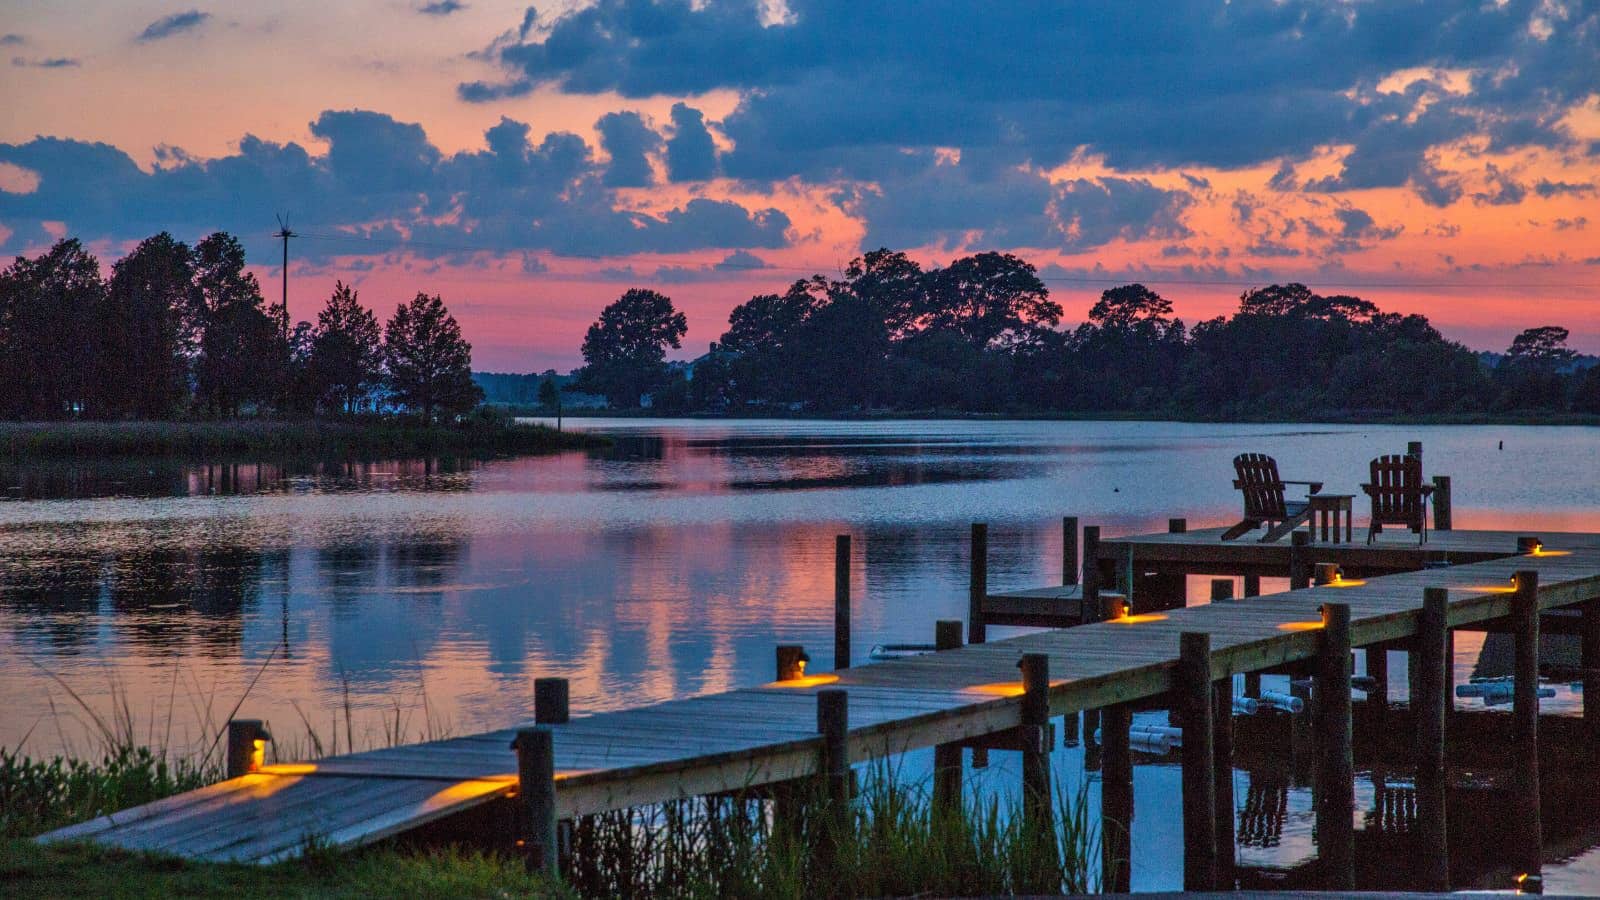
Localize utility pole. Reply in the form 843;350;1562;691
274;214;295;341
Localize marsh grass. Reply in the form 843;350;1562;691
0;417;599;460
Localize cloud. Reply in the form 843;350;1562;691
714;249;768;271
1334;207;1402;241
136;10;210;43
418;0;466;14
665;103;717;182
0;33;25;46
1470;164;1527;206
1535;179;1595;198
0;109;792;261
12;56;80;68
594;111;661;188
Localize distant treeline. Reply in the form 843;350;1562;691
0;234;482;422
572;249;1600;419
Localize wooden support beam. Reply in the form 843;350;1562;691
1512;570;1542;881
1316;602;1354;891
226;719;269;779
1289;531;1311;590
835;535;852;669
1179;632;1217;891
969;523;988;645
932;620;964;817
1243;576;1262;697
1415;586;1450;892
1365;648;1389;709
1063;515;1079;587
513;727;557;875
1433;476;1452;531
1101;703;1133;894
1212;680;1236;891
534;678;569;724
1583;600;1600;745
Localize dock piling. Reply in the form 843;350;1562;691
1315;602;1354;891
1433;476;1453;531
226;719;270;779
1416;586;1450;891
512;727;557;875
1212;679;1236;890
1019;652;1051;827
1063;516;1080;587
835;534;852;669
1082;525;1103;621
534;678;569;724
1512;570;1543;881
1210;579;1234;602
1365;648;1389;709
1584;600;1600;743
932;621;964;816
1243;577;1262;697
1101;702;1133;894
969;523;988;645
1289;531;1311;590
1178;632;1217;891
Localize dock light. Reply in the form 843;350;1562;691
1516;872;1543;895
1517;536;1542;556
775;645;811;682
1109;597;1131;620
1314;563;1341;586
226;719;272;779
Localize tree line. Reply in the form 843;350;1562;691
0;234;482;422
576;248;1600;418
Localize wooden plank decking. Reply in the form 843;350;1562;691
38;528;1600;864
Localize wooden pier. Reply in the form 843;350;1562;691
39;525;1600;890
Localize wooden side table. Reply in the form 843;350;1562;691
1308;493;1354;542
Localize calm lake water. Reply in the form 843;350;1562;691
3;418;1599;890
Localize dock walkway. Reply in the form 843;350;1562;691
39;527;1600;864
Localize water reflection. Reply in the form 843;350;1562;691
3;419;1600;890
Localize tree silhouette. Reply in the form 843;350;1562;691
383;292;482;422
0;239;102;419
310;281;383;414
101;232;195;418
578;288;688;408
192;233;282;416
1088;283;1174;333
920;252;1060;349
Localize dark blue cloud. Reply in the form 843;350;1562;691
0;109;791;260
0;34;26;46
418;0;466;15
464;0;1599;221
12;56;79;68
595;111;660;187
1535;179;1595;198
136;10;210;43
665;103;717;182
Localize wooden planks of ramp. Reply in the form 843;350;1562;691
38;528;1600;864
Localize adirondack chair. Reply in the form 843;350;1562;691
1362;453;1433;543
1222;453;1324;542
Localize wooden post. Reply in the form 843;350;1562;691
835;534;851;670
1019;653;1051;829
1082;525;1103;622
226;719;269;779
969;523;988;645
1178;632;1217;891
1243;577;1262;697
776;645;808;682
1314;562;1340;586
1432;476;1452;531
1170;517;1188;534
1512;570;1542;881
1063;515;1079;587
1416;587;1450;891
1101;702;1133;894
816;688;850;873
1213;680;1236;890
932;620;964;817
1316;602;1354;891
1289;531;1310;590
1584;600;1600;743
513;726;557;875
1210;579;1234;602
535;678;569;724
1407;440;1423;460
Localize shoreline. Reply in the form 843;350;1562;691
0;419;606;461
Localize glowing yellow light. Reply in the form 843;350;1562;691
1276;620;1326;632
1531;548;1569;557
1109;597;1131;620
258;763;319;775
1463;583;1516;594
1327;577;1367;587
963;681;1028;697
764;674;840;688
249;738;267;773
1110;613;1169;624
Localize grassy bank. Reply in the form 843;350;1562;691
0;418;604;461
0;743;1096;898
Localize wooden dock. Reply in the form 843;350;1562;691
39;526;1600;881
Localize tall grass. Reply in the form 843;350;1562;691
0;417;599;460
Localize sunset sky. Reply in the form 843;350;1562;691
3;0;1599;370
